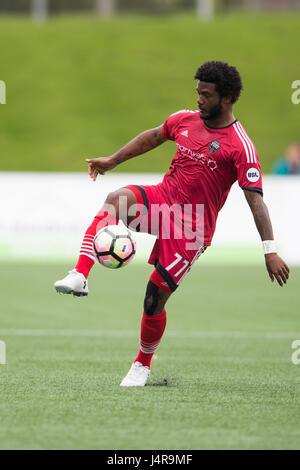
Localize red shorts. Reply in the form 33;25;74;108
125;184;207;291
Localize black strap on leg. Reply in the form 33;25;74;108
144;281;159;316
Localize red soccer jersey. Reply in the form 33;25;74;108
159;109;263;246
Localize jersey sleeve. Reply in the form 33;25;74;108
162;110;189;141
232;131;263;196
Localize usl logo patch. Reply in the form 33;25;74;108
207;140;221;155
246;167;260;183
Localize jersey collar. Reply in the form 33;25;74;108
202;119;238;130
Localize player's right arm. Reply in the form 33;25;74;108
86;125;166;181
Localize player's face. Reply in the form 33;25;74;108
196;81;223;121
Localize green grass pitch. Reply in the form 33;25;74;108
0;261;299;450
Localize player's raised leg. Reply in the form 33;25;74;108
120;269;173;387
54;187;138;296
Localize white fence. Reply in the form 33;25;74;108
0;172;299;265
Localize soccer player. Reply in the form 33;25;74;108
54;61;289;386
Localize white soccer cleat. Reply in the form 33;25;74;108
54;269;88;297
120;361;150;387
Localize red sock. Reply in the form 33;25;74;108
75;210;118;278
134;310;167;368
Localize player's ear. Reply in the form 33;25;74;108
222;95;232;105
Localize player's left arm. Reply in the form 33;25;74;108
243;189;290;286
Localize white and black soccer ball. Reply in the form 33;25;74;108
93;225;136;269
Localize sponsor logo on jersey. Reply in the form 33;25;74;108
180;130;189;137
207;140;221;155
246;167;260;183
176;143;218;171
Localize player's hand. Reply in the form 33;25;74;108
85;156;117;181
265;253;290;287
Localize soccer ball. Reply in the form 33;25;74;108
93;225;136;269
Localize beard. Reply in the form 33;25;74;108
201;98;223;121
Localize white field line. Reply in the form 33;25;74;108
0;329;299;339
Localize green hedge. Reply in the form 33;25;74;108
0;13;299;173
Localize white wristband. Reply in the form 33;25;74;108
262;240;276;255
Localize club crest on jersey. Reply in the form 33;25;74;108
246;167;260;183
207;140;221;155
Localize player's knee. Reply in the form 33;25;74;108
105;190;120;210
103;190;124;220
104;188;134;222
144;281;160;316
144;281;170;316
